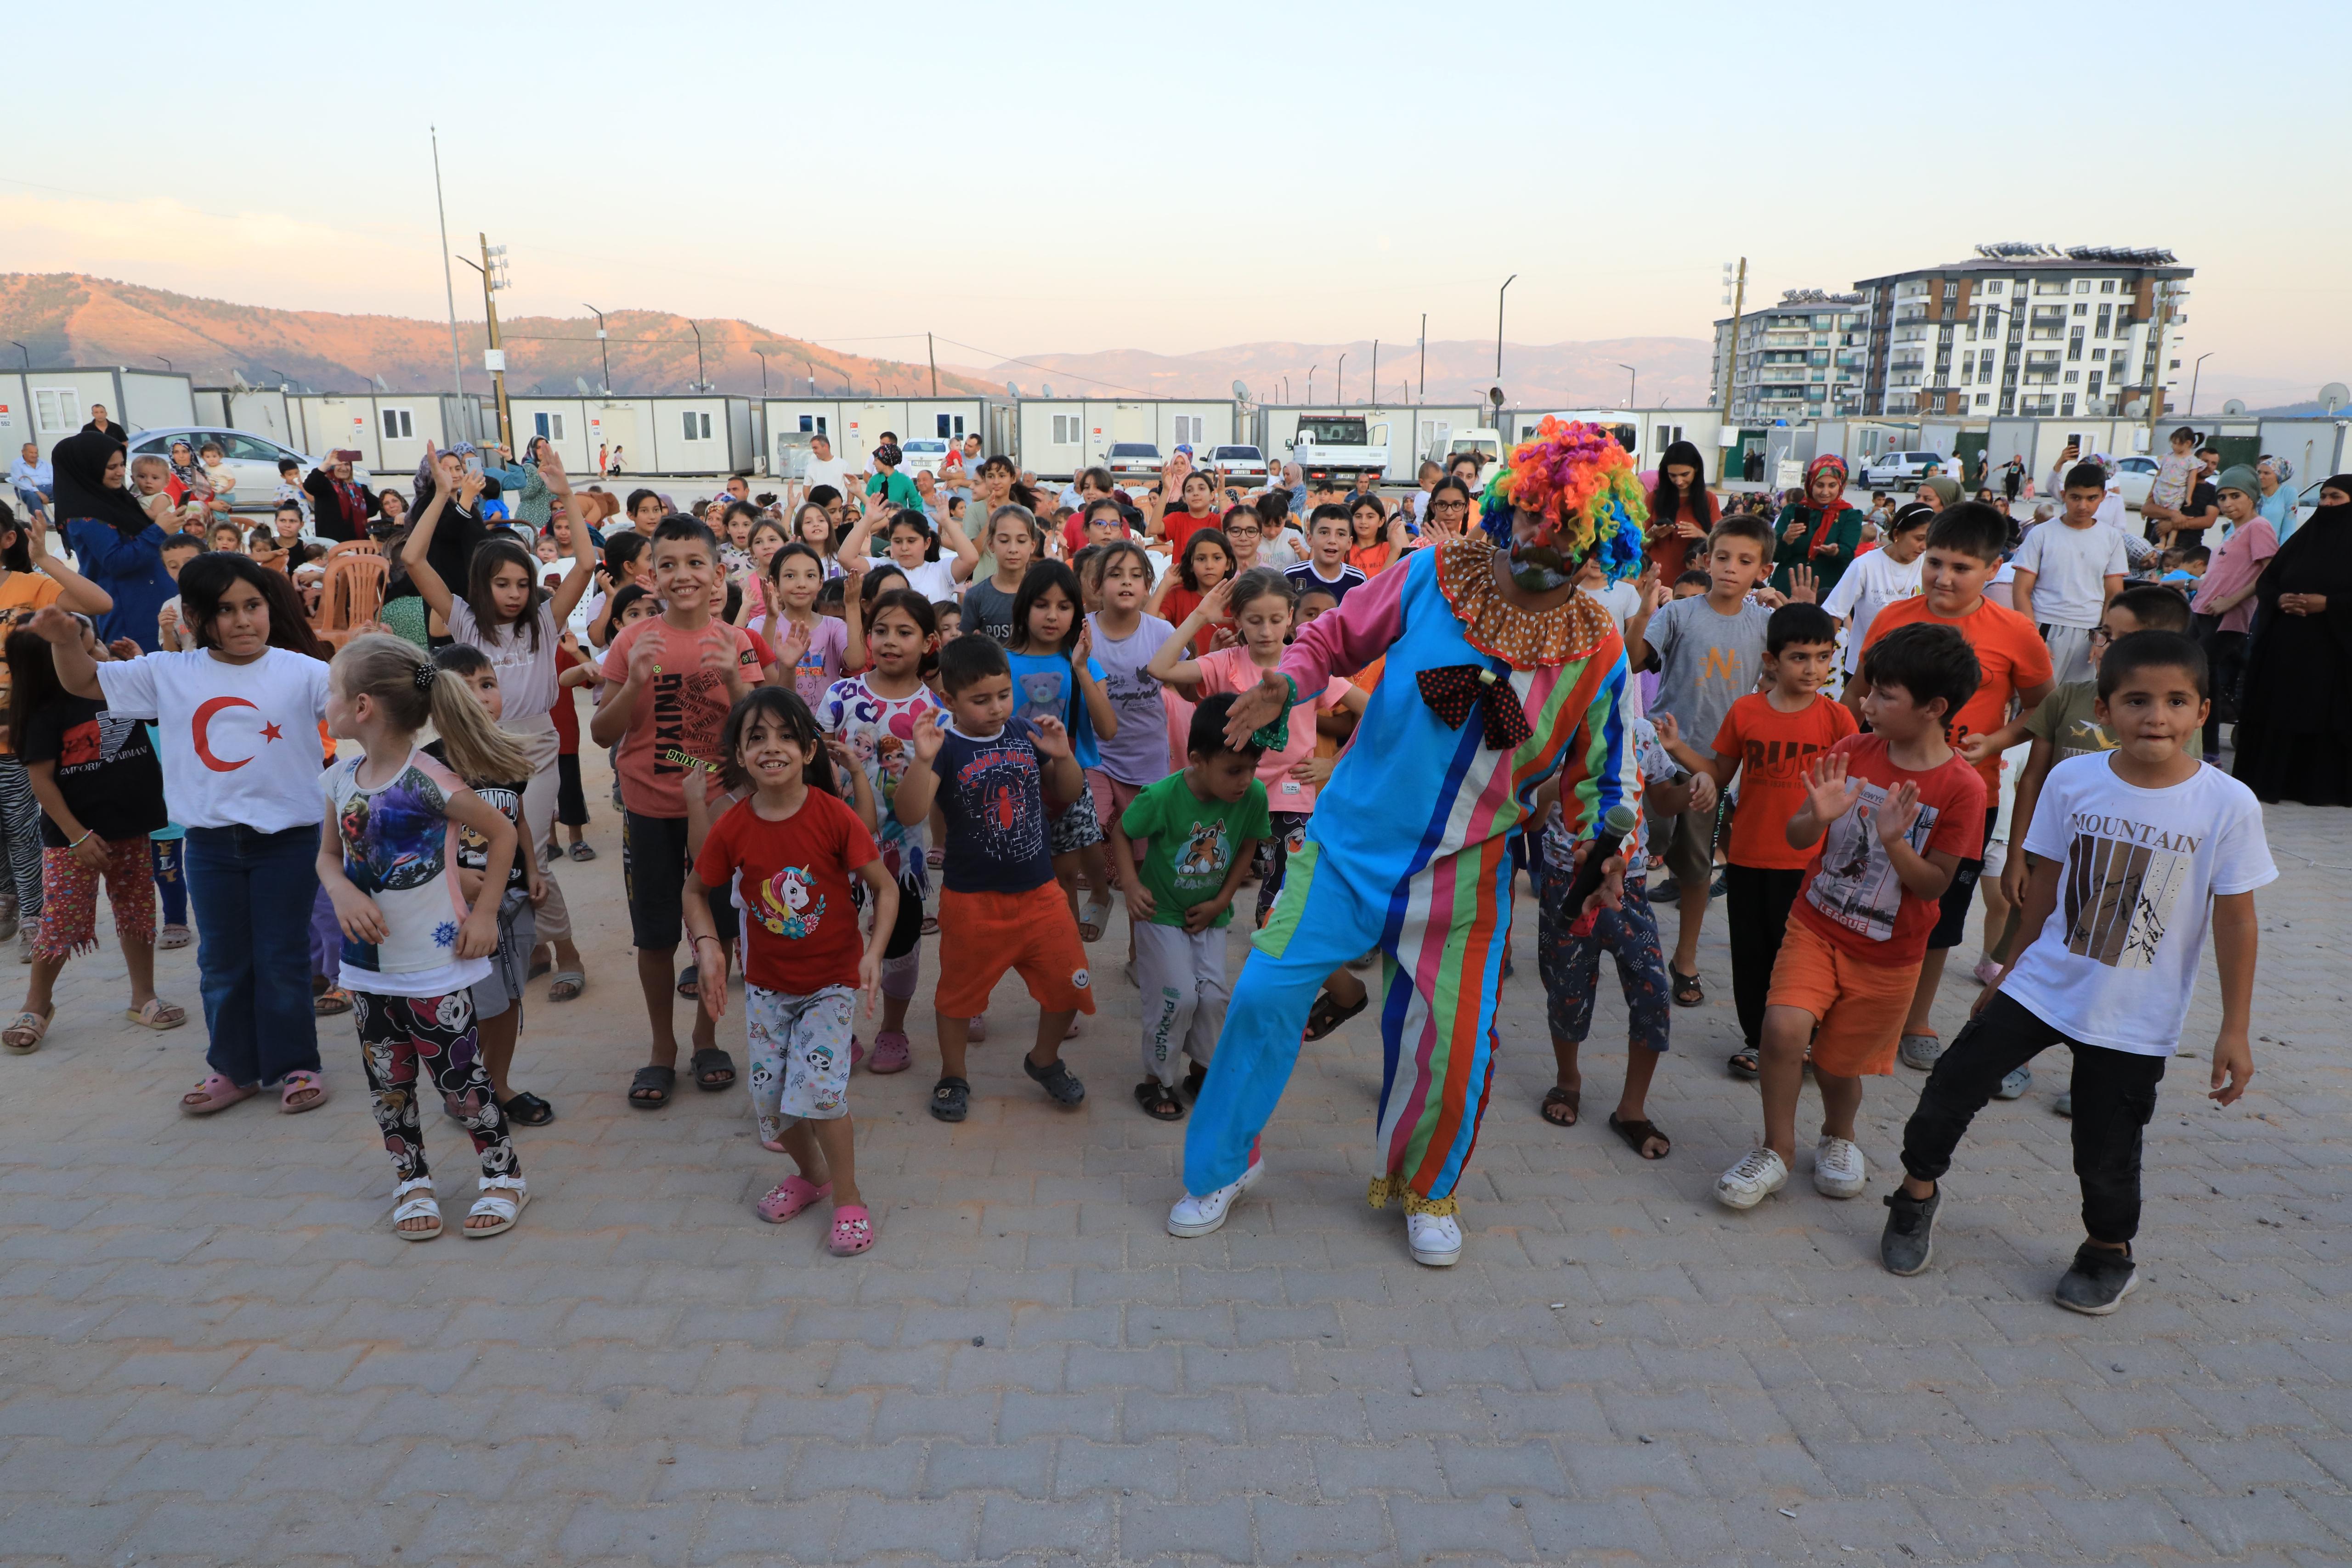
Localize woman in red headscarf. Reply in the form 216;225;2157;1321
1770;454;1861;598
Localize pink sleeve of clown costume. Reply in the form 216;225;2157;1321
1275;552;1412;694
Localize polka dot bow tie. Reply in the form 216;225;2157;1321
1416;664;1532;751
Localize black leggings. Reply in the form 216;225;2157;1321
1898;991;2165;1245
1724;863;1805;1050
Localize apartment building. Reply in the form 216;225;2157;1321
1709;290;1871;422
1853;244;2191;420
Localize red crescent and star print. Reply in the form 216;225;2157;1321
189;695;284;773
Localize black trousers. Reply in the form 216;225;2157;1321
1724;863;1805;1050
1898;991;2167;1245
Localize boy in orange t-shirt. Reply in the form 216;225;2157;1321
1659;603;1855;1077
1851;503;2051;1072
1718;622;1986;1211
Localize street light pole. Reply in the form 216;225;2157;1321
430;126;464;400
582;304;609;391
155;355;172;373
753;349;769;391
1616;362;1637;409
2188;351;2212;415
1370;340;1378;407
1419;313;1426;401
8;342;28;372
456;234;512;449
689;321;706;391
1306;365;1317;404
1336;353;1347;405
1495;275;1516;379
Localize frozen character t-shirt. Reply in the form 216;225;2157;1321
322;746;491;997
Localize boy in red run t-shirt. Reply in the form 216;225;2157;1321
1717;622;1986;1212
1659;603;1858;1078
1850;502;2050;1072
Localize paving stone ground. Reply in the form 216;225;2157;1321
1;745;2347;1567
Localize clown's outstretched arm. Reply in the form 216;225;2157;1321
1551;639;1641;847
1222;562;1410;744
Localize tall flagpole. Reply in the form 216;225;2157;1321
432;127;464;403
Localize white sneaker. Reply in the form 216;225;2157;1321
1813;1135;1867;1198
1715;1147;1790;1210
1406;1210;1462;1267
1167;1157;1265;1238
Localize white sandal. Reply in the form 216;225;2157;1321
391;1177;442;1242
463;1174;529;1238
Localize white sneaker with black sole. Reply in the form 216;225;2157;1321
1715;1147;1789;1210
1812;1135;1866;1198
1166;1157;1265;1238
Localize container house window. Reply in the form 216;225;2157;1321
381;407;415;440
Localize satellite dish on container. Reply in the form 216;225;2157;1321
2222;399;2246;415
1043;382;1056;399
2322;382;2350;414
2123;397;2147;417
575;377;593;394
1006;382;1022;399
1232;379;1250;402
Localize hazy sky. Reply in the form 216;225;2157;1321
6;0;2346;403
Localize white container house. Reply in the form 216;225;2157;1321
0;367;195;461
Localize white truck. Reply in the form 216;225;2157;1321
1287;414;1391;486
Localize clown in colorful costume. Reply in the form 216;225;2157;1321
1171;419;1646;1267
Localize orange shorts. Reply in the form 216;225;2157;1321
1764;918;1919;1077
934;881;1098;1021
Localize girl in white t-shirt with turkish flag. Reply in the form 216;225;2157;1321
29;556;336;1118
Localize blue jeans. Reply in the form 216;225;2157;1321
186;824;322;1086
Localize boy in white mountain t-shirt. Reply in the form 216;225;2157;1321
1879;629;2273;1316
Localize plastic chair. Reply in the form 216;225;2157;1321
314;550;389;649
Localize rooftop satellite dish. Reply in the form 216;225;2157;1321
372;374;390;393
2222;399;2246;416
1006;382;1023;399
229;370;251;391
1232;379;1250;402
2122;397;2147;417
1042;382;1056;399
575;377;593;394
2322;382;2350;414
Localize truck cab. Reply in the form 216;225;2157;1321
1288;415;1391;486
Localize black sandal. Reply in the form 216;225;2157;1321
1302;989;1368;1042
677;964;700;1000
1540;1085;1581;1128
1181;1060;1209;1101
690;1048;736;1091
1670;968;1704;1007
628;1064;676;1109
1024;1053;1086;1106
930;1075;971;1122
1726;1047;1759;1079
500;1090;556;1127
1606;1111;1671;1160
1134;1080;1185;1121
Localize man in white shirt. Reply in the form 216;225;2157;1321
2012;463;2128;683
799;434;858;499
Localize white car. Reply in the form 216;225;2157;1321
1204;444;1267;483
1104;442;1164;482
1856;450;1949;489
896;438;952;479
2112;454;2160;512
126;426;372;513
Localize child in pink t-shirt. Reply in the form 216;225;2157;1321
1145;568;1365;925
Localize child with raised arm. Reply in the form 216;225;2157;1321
317;634;531;1240
1716;622;1984;1212
1109;692;1269;1122
1657;603;1857;1078
962;503;1041;646
685;688;896;1255
589;516;766;1109
889;634;1095;1123
1006;560;1120;944
1883;630;2270;1314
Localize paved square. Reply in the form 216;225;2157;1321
2;748;2346;1566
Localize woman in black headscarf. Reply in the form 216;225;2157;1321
2232;475;2352;805
380;443;490;648
54;429;175;652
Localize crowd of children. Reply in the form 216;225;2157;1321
0;421;2284;1314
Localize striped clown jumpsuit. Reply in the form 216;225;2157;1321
1183;536;1639;1214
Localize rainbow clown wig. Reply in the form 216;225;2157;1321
1478;417;1648;585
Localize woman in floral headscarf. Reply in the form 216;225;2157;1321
2256;456;2298;539
1770;454;1862;598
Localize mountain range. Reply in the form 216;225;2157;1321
0;274;1001;400
0;274;1724;416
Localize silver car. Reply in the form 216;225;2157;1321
125;426;372;513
